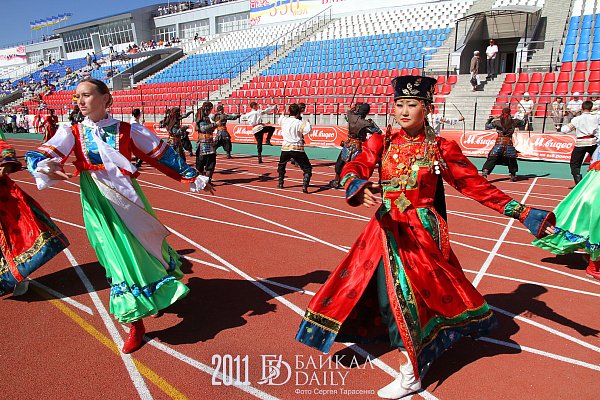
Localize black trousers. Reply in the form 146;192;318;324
196;152;217;173
215;137;232;154
253;125;276;156
334;152;346;176
570;145;597;176
482;155;518;174
278;151;312;178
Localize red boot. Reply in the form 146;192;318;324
586;258;600;281
122;319;146;354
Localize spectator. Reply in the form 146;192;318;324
470;50;480;91
551;96;566;131
86;53;92;67
566;92;583;122
515;92;534;131
590;95;600;114
486;39;499;78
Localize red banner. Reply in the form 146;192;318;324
142;122;577;162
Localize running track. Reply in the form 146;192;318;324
3;138;599;400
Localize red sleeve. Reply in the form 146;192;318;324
439;137;513;215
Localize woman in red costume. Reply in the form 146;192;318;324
295;76;555;399
0;139;69;296
39;109;59;142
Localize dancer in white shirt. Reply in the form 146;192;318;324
277;103;313;193
561;100;600;184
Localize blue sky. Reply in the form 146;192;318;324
0;0;163;48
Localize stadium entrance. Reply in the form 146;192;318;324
455;6;543;75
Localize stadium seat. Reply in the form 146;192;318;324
504;73;517;84
560;62;573;72
543;72;556;83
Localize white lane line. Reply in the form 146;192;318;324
256;277;316;296
463;268;600;297
477;337;600;372
488;305;600;353
451;232;534;247
153;207;315;242
453;240;600;286
30;278;94;315
121;325;281;400
236;183;370;221
139;179;349;253
14;179;80;195
473;177;538;287
181;255;230;272
63;248;153;399
137;181;365;222
167;225;440;399
447;210;529;232
52;217;85;230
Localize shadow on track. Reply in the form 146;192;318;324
149;270;330;345
424;283;599;391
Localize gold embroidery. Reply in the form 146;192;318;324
304;309;342;333
13;231;56;265
394;193;412;212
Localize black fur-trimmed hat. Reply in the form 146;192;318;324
391;76;437;102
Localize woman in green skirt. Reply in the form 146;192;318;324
533;159;600;280
26;79;214;353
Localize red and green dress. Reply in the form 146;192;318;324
25;116;207;323
533;161;600;261
0;139;69;294
295;128;553;379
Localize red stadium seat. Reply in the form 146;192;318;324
436;75;446;85
589;70;600;81
560;62;573;72
537;96;551;104
571;81;585;93
499;83;513;94
575;61;588;71
587;81;600;94
517;73;529;83
540;82;554;94
557;71;570;82
534;104;547;117
555;82;569;94
527;82;540;94
439;84;451;95
504;73;516;84
491;105;503;116
447;75;457;85
543;72;556;83
530;72;543;83
513;83;526;95
590;60;600;71
573;71;586;81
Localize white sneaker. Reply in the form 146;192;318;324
377;361;422;399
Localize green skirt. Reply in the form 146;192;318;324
79;171;189;323
533;167;600;261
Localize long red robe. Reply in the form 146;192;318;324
296;129;551;378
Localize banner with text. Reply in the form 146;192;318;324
0;46;26;67
249;0;422;26
142;122;576;162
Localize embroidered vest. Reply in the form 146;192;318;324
71;122;133;175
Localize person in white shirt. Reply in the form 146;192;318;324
427;104;463;135
240;101;277;163
515;92;535;131
485;39;499;78
277;103;313;193
590;95;600;114
566;92;583;122
561;100;600;184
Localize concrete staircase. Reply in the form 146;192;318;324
522;0;575;71
441;73;506;130
426;0;497;75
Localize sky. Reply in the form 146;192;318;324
0;0;163;48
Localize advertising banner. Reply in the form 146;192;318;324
142;122;577;162
0;46;27;67
249;0;422;26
